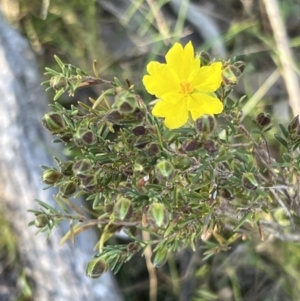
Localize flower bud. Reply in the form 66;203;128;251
113;197;133;220
181;139;199;152
152;248;168;267
127;242;141;254
115;92;138;114
132;125;147;136
256;113;271;128
242;173;258;190
195;115;216;135
233;61;246;73
42;168;63;185
222;65;241;85
42;112;66;134
146;203;169;228
220;188;233;200
203;140;218;155
288;115;300;133
146;143;160;157
104;203;114;214
50;75;68;91
60;161;74;176
133;108;146;123
155;160;174;181
80;175;98;192
72;159;94;178
199;51;211;66
105;110;124;124
86;257;108;278
59;181;77;197
35;214;49;228
73;127;96;147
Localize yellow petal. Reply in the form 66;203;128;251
187;93;223;120
142;61;179;98
191;62;222;93
166;41;200;82
152;98;189;129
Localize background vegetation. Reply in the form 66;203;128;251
0;0;300;300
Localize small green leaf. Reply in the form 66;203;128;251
54;55;65;70
279;123;289;138
233;212;251;232
274;134;288;149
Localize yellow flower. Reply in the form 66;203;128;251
142;41;223;129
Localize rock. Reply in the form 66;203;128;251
0;16;123;301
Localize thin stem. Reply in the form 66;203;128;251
142;230;157;301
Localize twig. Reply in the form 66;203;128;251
146;0;170;41
261;0;300;116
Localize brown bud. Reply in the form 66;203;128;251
132;126;147;136
116;93;138;114
73;127;96;147
203;140;218;155
288;115;300;133
146;143;160;156
199;51;211;66
256;113;271;128
42;112;66;134
181;139;199;152
242;173;258;190
59;181;77;197
127;242;141;254
233;61;246;73
80;175;97;192
133;108;146;123
86;257;108;279
220;188;233;200
60;161;74;176
195;115;216;135
105;110;124;124
104;203;114;214
72;159;94;178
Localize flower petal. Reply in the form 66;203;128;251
152;98;189;129
191;62;222;93
142;62;180;98
166;41;200;82
187;93;223;120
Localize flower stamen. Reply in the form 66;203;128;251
180;82;193;95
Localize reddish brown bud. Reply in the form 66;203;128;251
195;115;216;135
203;140;218;155
181;139;199;152
59;181;77;197
256;113;271;128
42;112;66;134
86;257;108;278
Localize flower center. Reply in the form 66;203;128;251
180;82;194;95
